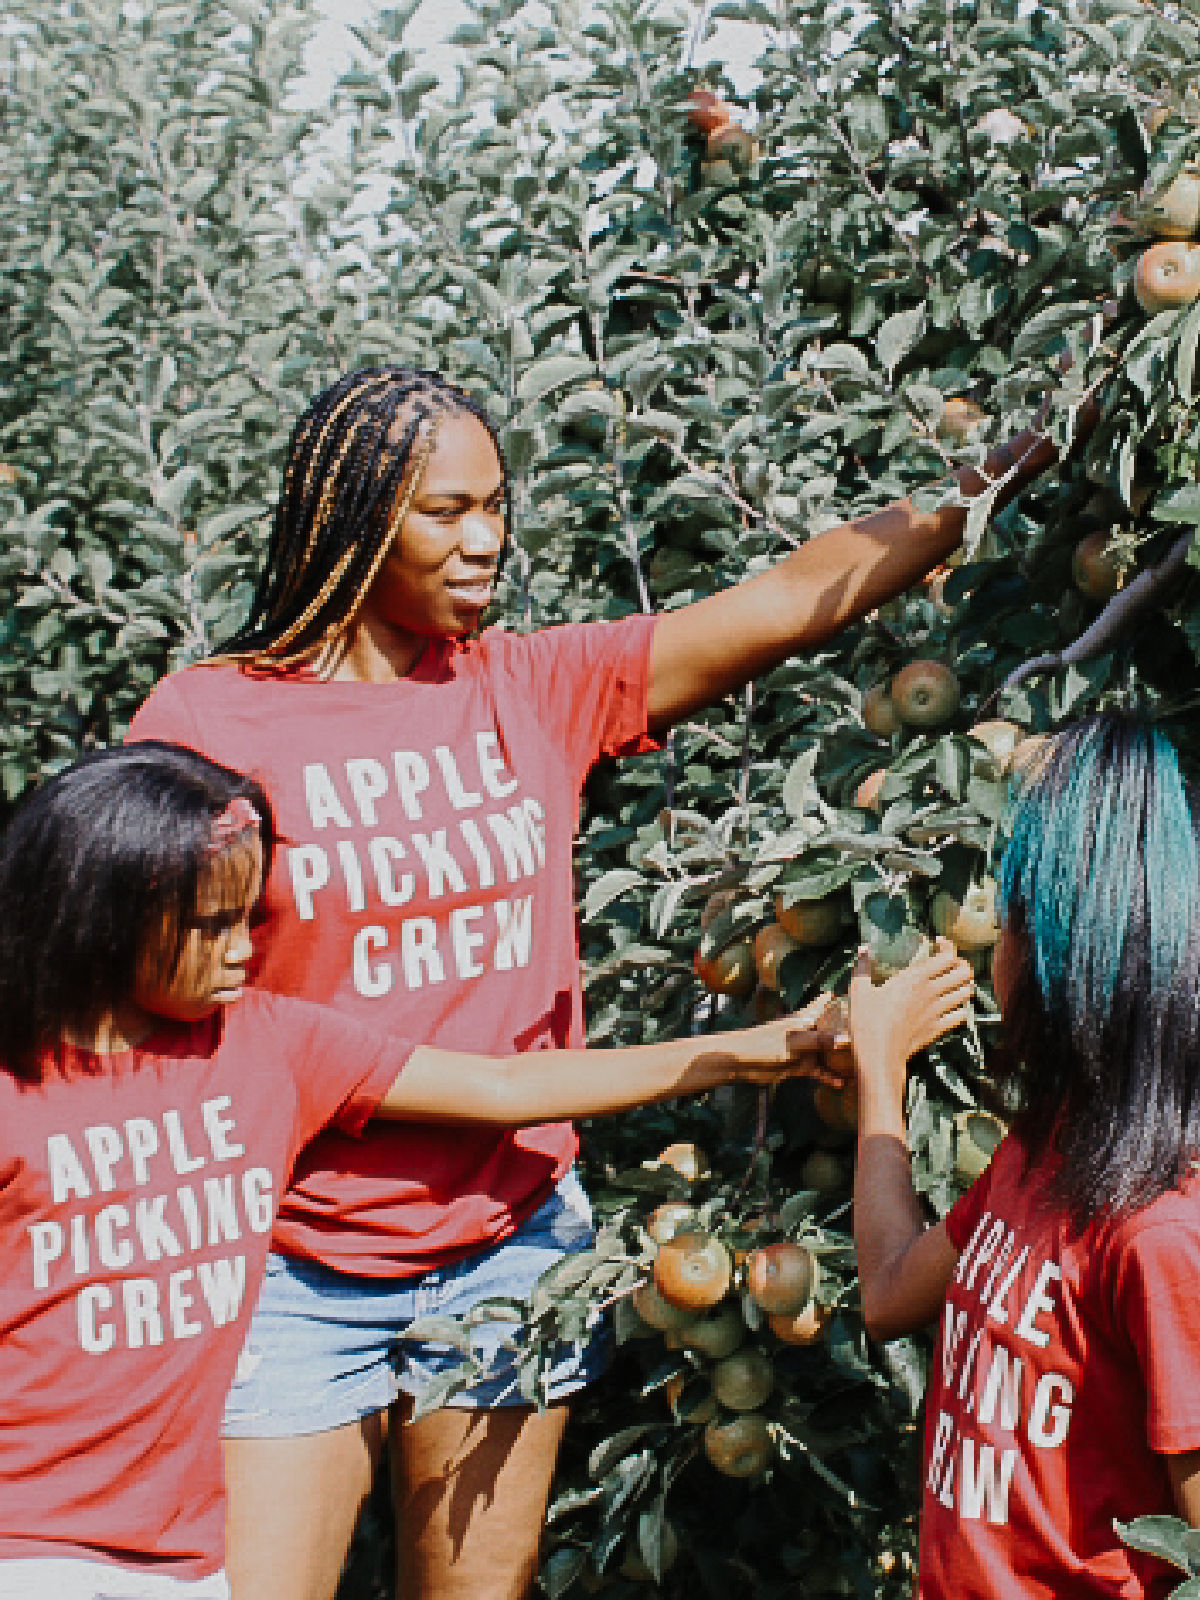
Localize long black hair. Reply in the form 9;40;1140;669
219;367;511;666
994;713;1200;1222
0;743;273;1081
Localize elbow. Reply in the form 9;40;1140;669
859;1282;922;1345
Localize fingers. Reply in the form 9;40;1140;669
850;947;873;988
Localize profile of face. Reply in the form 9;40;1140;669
132;831;264;1026
360;410;507;642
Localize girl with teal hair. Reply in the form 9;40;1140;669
851;713;1200;1599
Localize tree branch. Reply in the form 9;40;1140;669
1003;531;1195;691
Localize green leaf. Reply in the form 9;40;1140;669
1011;301;1097;360
398;1314;473;1354
876;305;926;377
540;1547;587;1598
1155;485;1200;523
1114;1516;1197;1575
583;869;643;922
781;746;820;820
519;355;596;403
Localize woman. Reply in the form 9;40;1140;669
129;364;1067;1600
849;717;1200;1596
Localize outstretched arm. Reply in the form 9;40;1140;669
375;998;843;1127
850;941;974;1341
647;428;1057;731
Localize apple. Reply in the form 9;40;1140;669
769;1301;829;1345
694;938;757;997
954;1108;1007;1185
930;877;999;952
753;922;800;991
937;397;986;445
703;1413;773;1478
862;683;901;737
803;1158;851;1196
632;1280;700;1334
706;122;757;171
775;891;852;945
676;1303;745;1360
654;1142;710;1184
653;1230;733;1313
712;1347;774;1411
891;661;960;728
800;1150;845;1194
746;1242;816;1316
687;89;731;136
1072;531;1123;602
1134;241;1200;313
853;767;887;815
665;1373;718;1425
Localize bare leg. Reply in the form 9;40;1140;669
391;1397;569;1600
223;1413;385;1600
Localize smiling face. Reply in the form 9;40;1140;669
131;831;264;1027
358;410;507;644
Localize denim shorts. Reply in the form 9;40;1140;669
223;1170;608;1437
0;1562;228;1600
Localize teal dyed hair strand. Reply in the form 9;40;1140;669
998;721;1197;1029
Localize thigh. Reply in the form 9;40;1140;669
223;1417;384;1600
390;1398;569;1600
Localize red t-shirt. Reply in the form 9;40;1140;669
0;993;404;1577
921;1132;1200;1599
127;617;657;1275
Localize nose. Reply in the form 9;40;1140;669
459;513;503;558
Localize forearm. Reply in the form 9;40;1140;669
854;1065;934;1341
377;1031;776;1127
647;428;1054;728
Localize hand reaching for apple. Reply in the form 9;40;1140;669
719;991;855;1089
849;939;975;1122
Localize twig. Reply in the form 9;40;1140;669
666;441;799;546
828;120;921;265
1003;530;1195;691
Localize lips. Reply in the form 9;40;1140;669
446;577;495;607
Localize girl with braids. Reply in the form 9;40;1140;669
850;715;1200;1599
129;364;1070;1600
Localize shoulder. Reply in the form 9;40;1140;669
468;616;653;676
130;661;253;734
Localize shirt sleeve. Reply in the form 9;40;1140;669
944;1160;997;1253
257;994;415;1161
491;614;660;783
1109;1208;1200;1454
124;671;209;751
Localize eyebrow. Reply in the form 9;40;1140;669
417;486;505;504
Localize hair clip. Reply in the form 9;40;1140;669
207;795;261;855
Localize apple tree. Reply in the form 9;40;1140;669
5;0;1200;1595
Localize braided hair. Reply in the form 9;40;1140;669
219;368;511;667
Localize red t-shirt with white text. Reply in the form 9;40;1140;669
0;994;404;1576
127;618;657;1275
921;1133;1200;1599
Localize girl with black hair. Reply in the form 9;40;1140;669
127;364;1069;1600
851;714;1200;1599
0;739;976;1600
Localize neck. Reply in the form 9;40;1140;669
328;614;432;684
